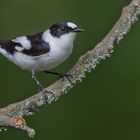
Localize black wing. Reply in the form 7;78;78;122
0;32;50;56
22;32;50;56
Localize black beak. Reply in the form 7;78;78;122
73;28;84;32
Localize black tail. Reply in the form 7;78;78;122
0;40;16;54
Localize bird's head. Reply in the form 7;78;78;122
49;21;84;37
43;22;84;47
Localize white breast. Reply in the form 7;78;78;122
34;30;75;71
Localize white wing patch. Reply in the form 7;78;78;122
15;46;24;52
12;36;31;50
67;22;77;29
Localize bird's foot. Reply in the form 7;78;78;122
58;73;73;85
44;71;73;85
41;88;58;102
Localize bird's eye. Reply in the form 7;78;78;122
61;27;66;31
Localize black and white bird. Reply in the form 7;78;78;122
0;21;84;97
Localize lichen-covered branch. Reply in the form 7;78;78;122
0;0;140;138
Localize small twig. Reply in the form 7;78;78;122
0;0;140;138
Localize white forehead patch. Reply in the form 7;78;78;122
67;22;77;29
12;36;31;50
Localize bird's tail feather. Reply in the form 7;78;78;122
0;41;8;55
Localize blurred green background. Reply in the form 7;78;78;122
0;0;140;140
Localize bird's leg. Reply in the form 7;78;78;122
44;71;73;85
32;70;45;92
32;70;49;102
31;70;58;102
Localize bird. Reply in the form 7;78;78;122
0;21;84;99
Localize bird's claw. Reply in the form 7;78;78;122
41;88;59;102
58;73;72;79
58;73;73;85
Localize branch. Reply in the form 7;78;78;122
0;0;140;138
